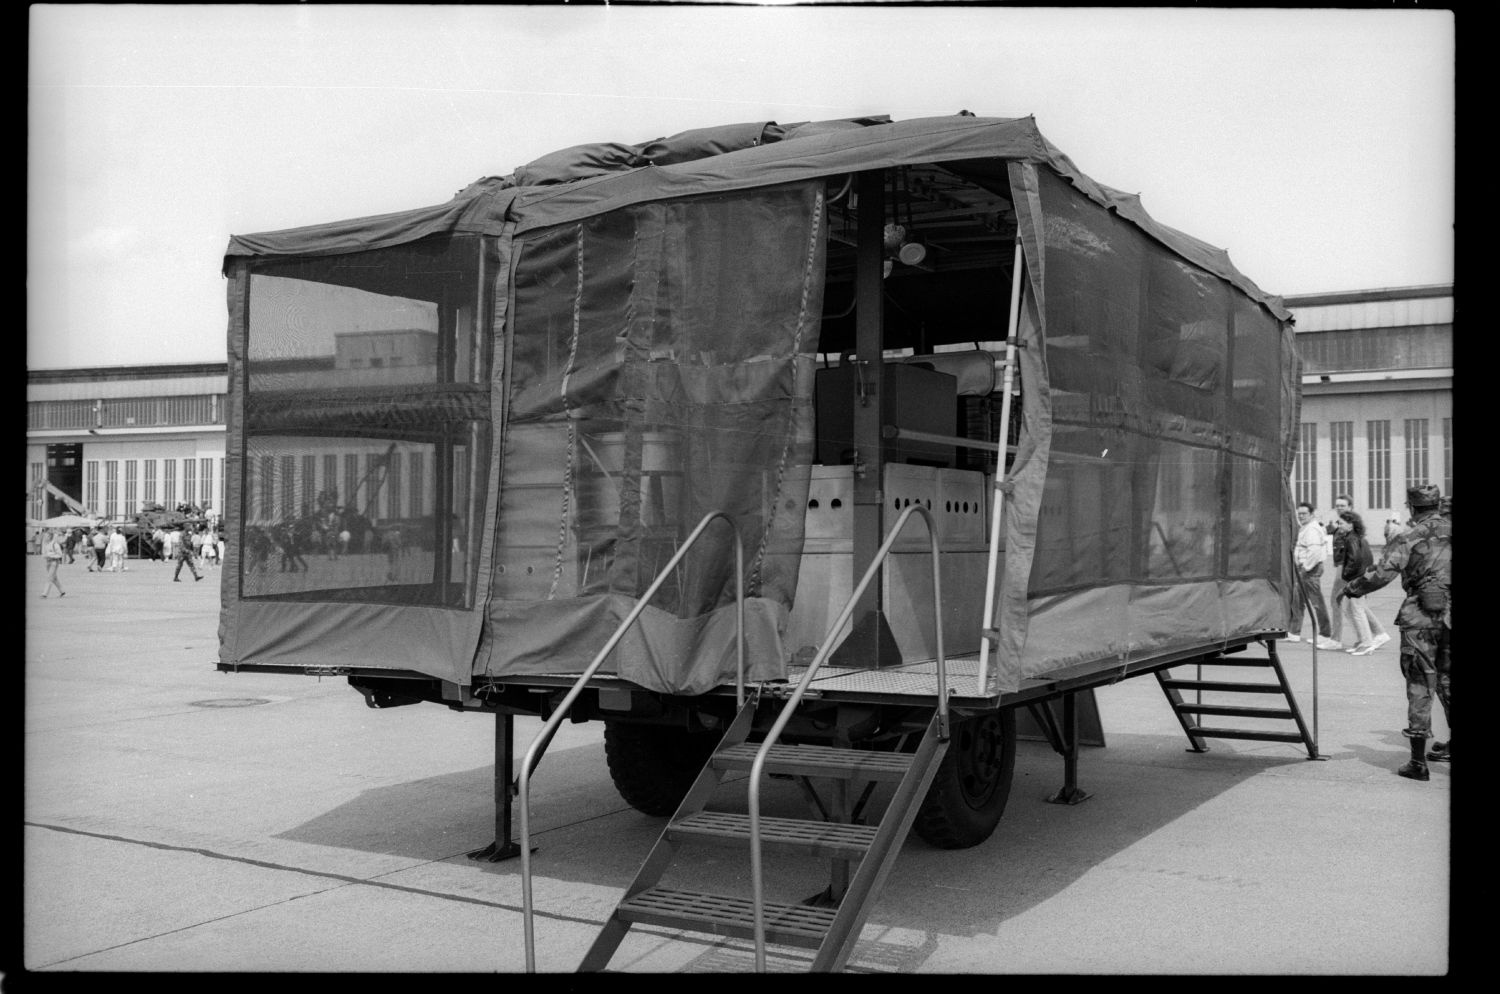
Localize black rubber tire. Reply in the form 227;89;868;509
602;721;719;817
912;710;1017;849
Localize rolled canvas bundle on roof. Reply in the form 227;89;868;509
220;113;1297;696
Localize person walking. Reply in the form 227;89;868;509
173;526;204;582
90;527;107;571
1326;495;1353;644
1333;510;1385;655
1350;509;1392;653
1288;501;1341;650
105;526;129;572
41;529;66;598
1340;484;1451;781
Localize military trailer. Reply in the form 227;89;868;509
218;112;1311;971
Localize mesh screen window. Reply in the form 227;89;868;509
240;236;494;607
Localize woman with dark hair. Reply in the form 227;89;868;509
1336;510;1388;655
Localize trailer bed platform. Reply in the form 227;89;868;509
511;632;1280;711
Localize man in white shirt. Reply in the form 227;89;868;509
1288;501;1342;650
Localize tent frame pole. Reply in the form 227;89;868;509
976;239;1025;696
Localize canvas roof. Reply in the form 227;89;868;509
224;113;1289;321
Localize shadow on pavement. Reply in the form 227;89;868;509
273;714;1316;973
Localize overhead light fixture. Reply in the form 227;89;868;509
883;222;907;253
882;221;925;268
883;168;928;269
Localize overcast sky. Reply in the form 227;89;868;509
27;5;1454;371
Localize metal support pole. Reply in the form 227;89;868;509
466;712;526;862
848;169;889;660
1045;692;1091;805
1310;636;1320;751
977;240;1025;695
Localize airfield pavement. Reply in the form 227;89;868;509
21;553;1457;975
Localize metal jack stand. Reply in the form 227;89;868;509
467;712;534;862
1043;692;1092;805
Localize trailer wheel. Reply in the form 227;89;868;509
603;722;718;817
913;710;1016;849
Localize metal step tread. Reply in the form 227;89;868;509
713;742;914;781
1160;679;1288;694
1171;703;1295;719
1191;726;1308;743
670;811;878;856
616;886;837;947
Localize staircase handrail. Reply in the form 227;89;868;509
517;509;746;972
746;502;947;972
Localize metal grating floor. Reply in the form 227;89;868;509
786;654;990;700
529;654;997;704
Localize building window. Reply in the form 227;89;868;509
323;454;338;507
27;399;96;431
302;454;318;515
1367;420;1390;510
85;460;98;514
201;457;214;510
344;453;360;514
258;455;275;522
1295;423;1317;506
125;460;138;516
280;455;296;521
183;457;197;508
1293;324;1452;374
1404;418;1430;492
408;450;425;519
387;452;403;520
1329;421;1353;505
30;461;44;521
143;459;157;505
163;458;177;507
1442;418;1452;496
105;460;119;520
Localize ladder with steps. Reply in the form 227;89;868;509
580;696;949;971
576;502;951;972
1154;638;1320;758
516;510;748;972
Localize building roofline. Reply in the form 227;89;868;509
1282;283;1453;308
28;361;228;385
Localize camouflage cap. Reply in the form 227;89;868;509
1406;484;1441;508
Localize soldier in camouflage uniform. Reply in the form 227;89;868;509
1427;494;1451;763
1340;484;1451;781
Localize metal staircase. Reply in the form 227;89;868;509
580;696;949;971
568;502;952;972
1154;638;1320;758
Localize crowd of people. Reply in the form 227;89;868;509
36;521;225;598
1289;486;1452;783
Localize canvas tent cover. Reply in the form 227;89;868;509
219;113;1298;697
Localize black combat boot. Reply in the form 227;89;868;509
1398;736;1430;781
1426;739;1450;763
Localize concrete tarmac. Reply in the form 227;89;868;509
22;554;1453;974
